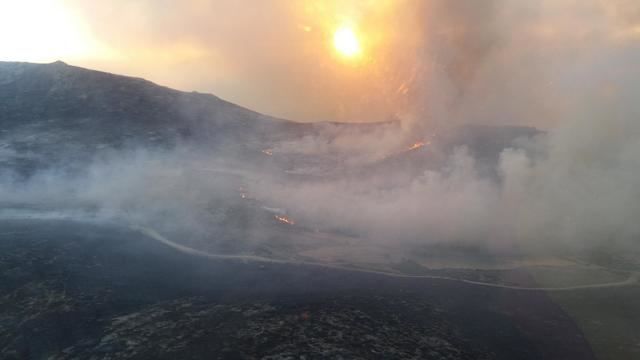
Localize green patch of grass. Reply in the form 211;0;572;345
529;267;627;288
547;287;640;360
532;264;640;360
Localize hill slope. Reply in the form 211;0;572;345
0;61;541;178
0;61;305;174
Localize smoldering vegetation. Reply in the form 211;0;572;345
1;106;638;259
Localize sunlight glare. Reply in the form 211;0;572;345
333;26;361;58
0;0;106;62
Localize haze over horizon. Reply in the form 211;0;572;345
1;0;640;252
2;0;640;126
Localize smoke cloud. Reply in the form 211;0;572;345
60;0;640;127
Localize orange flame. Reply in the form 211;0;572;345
275;215;295;225
408;141;426;151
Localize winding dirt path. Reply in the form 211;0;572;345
132;225;639;292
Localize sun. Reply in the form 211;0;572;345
333;26;361;58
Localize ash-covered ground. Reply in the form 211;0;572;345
0;220;597;360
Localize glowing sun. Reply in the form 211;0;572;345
333;26;361;58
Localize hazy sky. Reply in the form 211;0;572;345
1;0;639;124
